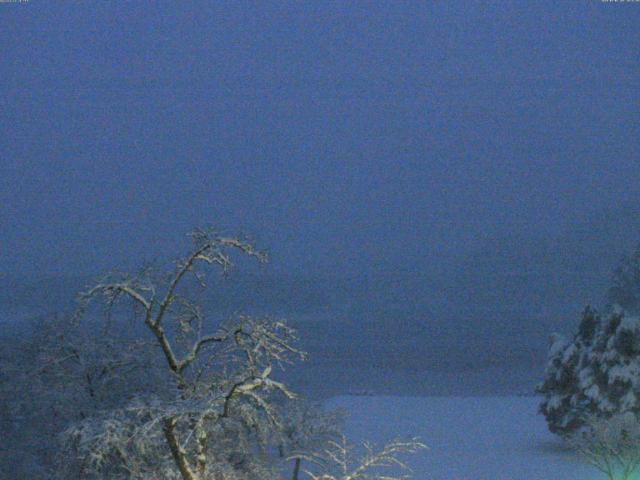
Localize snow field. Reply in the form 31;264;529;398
325;396;599;480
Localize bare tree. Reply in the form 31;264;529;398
6;227;428;480
63;228;305;480
570;412;640;480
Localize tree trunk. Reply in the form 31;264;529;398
163;417;199;480
292;457;301;480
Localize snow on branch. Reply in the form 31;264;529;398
306;435;427;480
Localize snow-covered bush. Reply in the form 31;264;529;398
305;436;426;480
538;305;640;436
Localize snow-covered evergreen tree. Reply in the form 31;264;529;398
608;244;640;314
538;305;640;436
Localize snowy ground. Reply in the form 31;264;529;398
325;396;600;480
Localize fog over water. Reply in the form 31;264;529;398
2;1;639;395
